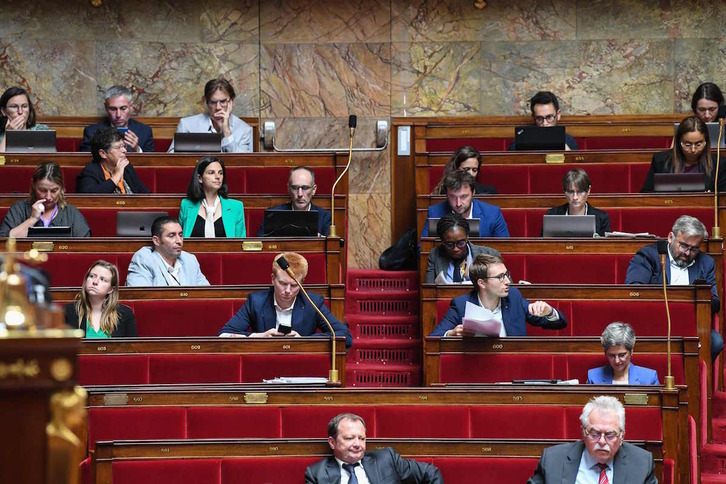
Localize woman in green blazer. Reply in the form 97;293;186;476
179;157;246;237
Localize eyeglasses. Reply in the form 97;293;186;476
207;98;230;107
442;240;468;250
584;427;620;442
680;140;706;151
534;114;557;124
108;142;126;151
565;189;588;197
5;103;29;112
676;241;701;254
289;184;314;192
485;271;511;282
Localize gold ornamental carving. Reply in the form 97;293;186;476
0;358;40;379
50;358;73;382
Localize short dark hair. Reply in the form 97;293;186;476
204;77;236;101
468;253;505;287
691;82;724;111
529;91;559;115
443;170;476;194
0;86;37;133
436;212;470;239
91;126;124;163
151;216;180;238
328;413;366;439
562;168;591;192
186;157;229;201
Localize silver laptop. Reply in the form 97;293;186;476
116;211;168;237
653;173;706;192
674;122;725;148
428;218;480;235
5;130;57;152
173;132;222;152
542;215;596;238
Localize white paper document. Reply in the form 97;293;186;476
462;301;502;336
263;377;329;384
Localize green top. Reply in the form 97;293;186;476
85;320;110;339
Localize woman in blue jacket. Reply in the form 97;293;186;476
587;322;659;385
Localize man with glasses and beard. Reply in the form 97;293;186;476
429;253;567;337
425;212;500;284
528;396;656;483
625;214;723;359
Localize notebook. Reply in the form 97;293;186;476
173;132;222;152
261;210;319;236
27;226;71;237
116;211;168;237
513;126;566;151
674;122;726;148
652;173;706;192
5;130;57;152
541;215;596;238
428;218;480;235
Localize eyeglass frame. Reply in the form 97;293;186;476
680;140;706;151
206;98;230;107
484;271;511;282
288;184;314;192
534;114;557;124
442;240;468;250
675;240;701;254
583;426;621;443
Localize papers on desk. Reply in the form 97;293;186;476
605;231;656;238
263;377;329;384
462;301;502;336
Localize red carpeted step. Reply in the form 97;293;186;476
346;338;421;366
713;418;726;444
702;443;726;473
345;362;421;387
346;314;420;340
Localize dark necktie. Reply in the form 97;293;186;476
453;258;464;282
597;463;609;484
342;462;359;484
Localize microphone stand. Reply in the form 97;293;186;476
713;117;723;238
658;240;675;390
329;115;356;238
276;257;340;385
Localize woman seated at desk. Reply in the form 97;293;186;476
540;168;610;237
0;162;90;238
64;260;138;338
641;115;726;193
431;146;497;195
179;156;246;237
691;82;723;124
587;322;659;385
0;86;50;152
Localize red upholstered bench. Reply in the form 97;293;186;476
112;459;221;484
186;406;282;439
78;355;149;386
87;406;186;450
221;457;320;484
434;457;539;484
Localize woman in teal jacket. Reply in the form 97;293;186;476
179;157;246;237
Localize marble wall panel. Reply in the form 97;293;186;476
0;0;196;42
260;0;391;43
480;39;673;116
391;42;482;116
93;41;259;117
260;43;391;118
200;0;259;43
0;38;96;116
347;193;391;269
577;0;724;40
391;0;577;42
674;39;726;113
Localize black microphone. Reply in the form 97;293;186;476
348;114;357;129
656;239;668;255
276;256;290;271
718;105;726;120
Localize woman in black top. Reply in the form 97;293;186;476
541;168;610;237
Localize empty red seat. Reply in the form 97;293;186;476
148;354;241;384
186;407;281;439
78;355;149;386
113;459;220;484
375;406;470;438
88;406;186;450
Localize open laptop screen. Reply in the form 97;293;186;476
513;126;566;151
653;173;706;192
173;133;222;152
542;215;596;238
261;210;319;236
5;130;57;153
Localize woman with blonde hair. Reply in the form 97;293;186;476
63;260;137;338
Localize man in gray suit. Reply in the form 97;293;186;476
425;212;500;284
305;413;442;484
528;395;657;483
126;216;210;286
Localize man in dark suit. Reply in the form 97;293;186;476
305;413;443;484
257;166;332;236
218;251;351;348
508;91;578;151
625;214;723;359
430;252;567;337
79;85;154;153
528;395;657;483
421;170;509;238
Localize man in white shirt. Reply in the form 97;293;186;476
304;413;443;483
528;396;656;483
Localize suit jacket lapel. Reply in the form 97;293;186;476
325;457;341;484
261;289;277;331
291;296;306;332
361;454;380;484
563;441;584;483
613;444;628;484
219;197;234;237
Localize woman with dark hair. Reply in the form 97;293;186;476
179;156;246;237
540;168;610;237
0;161;90;237
0;86;49;152
691;82;724;123
168;77;253;152
64;260;137;338
432;145;497;195
641;115;726;192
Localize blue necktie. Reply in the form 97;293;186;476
342;462;359;484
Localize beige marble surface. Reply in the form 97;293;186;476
347;193;391;269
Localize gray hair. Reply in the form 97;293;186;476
600;322;636;351
104;85;133;103
328;413;366;439
580;396;625;433
672;215;708;239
